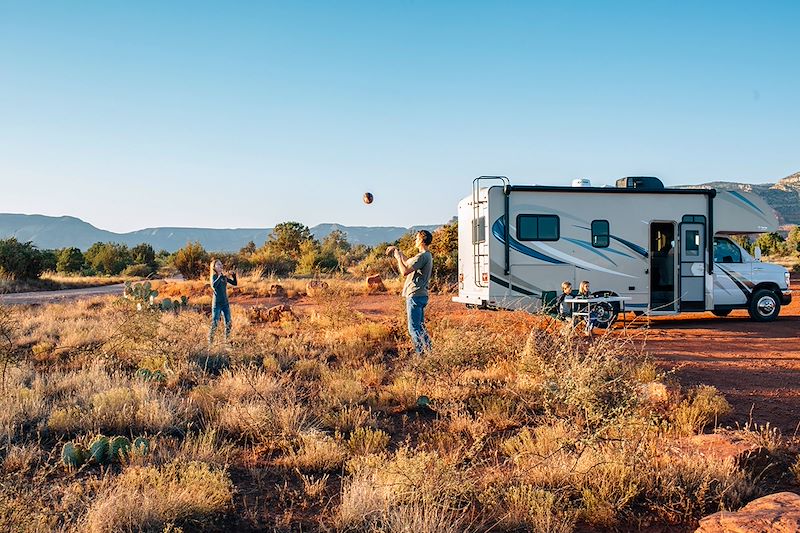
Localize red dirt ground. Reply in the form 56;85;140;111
241;278;800;434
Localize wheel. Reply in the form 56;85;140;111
712;309;732;317
591;291;619;328
748;289;780;322
593;301;618;328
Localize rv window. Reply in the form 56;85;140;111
682;215;706;224
591;220;609;248
472;217;486;244
713;237;742;263
685;230;700;256
517;215;559;241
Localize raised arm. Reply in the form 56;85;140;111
386;246;414;276
226;272;238;286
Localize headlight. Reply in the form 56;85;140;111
786;271;791;289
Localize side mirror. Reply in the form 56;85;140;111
754;246;762;261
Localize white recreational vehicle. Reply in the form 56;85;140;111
454;176;792;324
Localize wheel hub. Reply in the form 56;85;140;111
757;296;776;316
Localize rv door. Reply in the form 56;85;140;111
472;204;489;287
679;221;707;311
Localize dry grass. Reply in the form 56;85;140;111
0;290;784;531
82;460;233;532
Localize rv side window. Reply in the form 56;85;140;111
713;237;742;263
517;215;559;241
591;220;609;248
685;230;700;256
472;217;486;244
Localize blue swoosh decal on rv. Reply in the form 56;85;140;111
609;236;648;258
729;191;765;216
574;225;644;259
492;218;566;264
562;238;618;266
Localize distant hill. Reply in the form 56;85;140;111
682;171;800;227
0;214;443;252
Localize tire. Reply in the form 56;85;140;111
712;309;732;317
591;291;619;328
748;289;781;322
593;301;618;328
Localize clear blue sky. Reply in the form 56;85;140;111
1;1;798;233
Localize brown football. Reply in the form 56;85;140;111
363;192;374;204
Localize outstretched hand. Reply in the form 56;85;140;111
385;246;397;257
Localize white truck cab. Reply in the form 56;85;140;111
712;235;792;320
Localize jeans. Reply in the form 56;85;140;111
406;295;432;354
209;300;232;343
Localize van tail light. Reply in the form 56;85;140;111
458;273;464;282
482;273;489;283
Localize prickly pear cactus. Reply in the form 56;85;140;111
89;436;110;465
61;442;86;469
109;436;132;462
133;436;151;456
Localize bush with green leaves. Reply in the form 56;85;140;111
56;247;85;273
0;238;47;279
84;242;132;275
754;232;787;256
172;242;209;280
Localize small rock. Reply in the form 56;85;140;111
248;304;294;323
366;274;386;293
269;284;287;298
637;381;669;406
696;492;800;533
305;280;329;297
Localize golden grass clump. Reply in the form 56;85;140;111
83;461;233;532
670;385;732;436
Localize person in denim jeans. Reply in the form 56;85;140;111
386;230;433;354
208;258;237;344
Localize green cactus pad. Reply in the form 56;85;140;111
136;368;153;380
89;436;110;465
109;436;132;462
61;442;85;469
133;437;150;456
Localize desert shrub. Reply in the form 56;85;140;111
121;263;154;277
485;484;576;532
84;242;132;275
338;449;473;530
296;240;339;275
347;427;390;455
130;243;156;268
248;248;296;276
265;221;315;260
83;461;233;532
172;242;209;280
56;247;85;273
275;431;347;473
0;238;47;280
754;231;787;256
670;385;731;436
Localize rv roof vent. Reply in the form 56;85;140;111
615;176;664;189
572;178;592;187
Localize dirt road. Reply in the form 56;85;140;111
0;283;125;305
643;280;800;433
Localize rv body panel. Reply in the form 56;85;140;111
714;191;778;234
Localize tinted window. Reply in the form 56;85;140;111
682;214;707;224
713;238;742;263
517;215;559;241
591;220;609;248
686;230;700;256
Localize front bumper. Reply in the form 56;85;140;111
781;290;792;305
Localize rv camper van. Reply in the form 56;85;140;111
454;176;792;324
